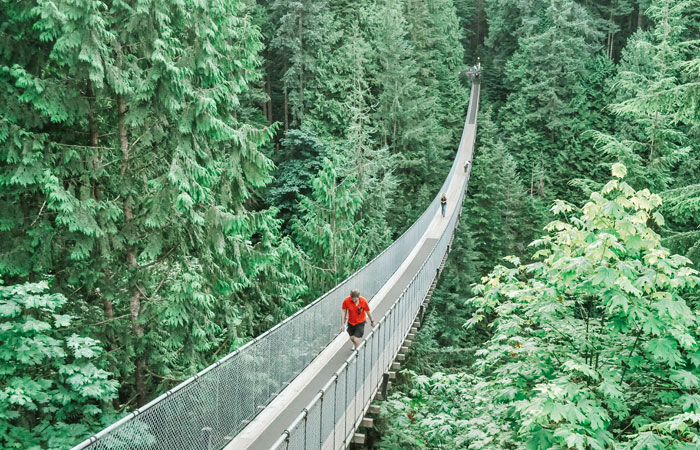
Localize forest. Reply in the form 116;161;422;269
0;0;699;448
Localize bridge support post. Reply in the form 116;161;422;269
381;373;389;400
200;427;213;450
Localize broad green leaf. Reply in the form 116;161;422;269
612;163;627;179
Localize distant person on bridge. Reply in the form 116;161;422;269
341;289;376;350
440;193;447;217
473;57;481;79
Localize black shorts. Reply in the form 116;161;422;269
346;321;365;338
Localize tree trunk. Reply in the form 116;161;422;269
118;93;147;406
637;4;643;30
284;62;289;131
89;79;120;407
262;80;268;122
87;79;103;203
265;61;273;123
298;12;304;124
475;0;485;48
607;10;615;59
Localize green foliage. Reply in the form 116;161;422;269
465;166;700;449
366;0;464;232
465;110;543;275
403;110;545;375
604;0;700;269
0;0;306;418
293;156;364;294
499;0;604;200
270;0;336;127
378;166;700;449
267;128;328;228
377;371;482;449
0;280;118;449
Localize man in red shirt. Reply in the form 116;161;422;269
341;289;376;350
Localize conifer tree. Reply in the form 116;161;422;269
270;0;336;128
368;0;450;231
482;0;528;99
404;0;468;140
606;0;700;267
1;0;303;410
609;0;693;190
267;128;328;229
293;156;364;295
338;22;397;257
500;0;604;200
464;111;541;275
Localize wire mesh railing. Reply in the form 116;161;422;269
71;80;479;450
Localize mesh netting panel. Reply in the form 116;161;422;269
320;389;334;446
334;368;347;447
346;357;358;435
288;418;306;450
305;402;322;450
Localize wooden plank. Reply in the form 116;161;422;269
388;371;396;379
400;346;409;353
404;339;412;346
397;354;405;361
391;362;400;370
361;418;374;428
369;405;381;415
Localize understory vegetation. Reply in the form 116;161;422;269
1;0;699;448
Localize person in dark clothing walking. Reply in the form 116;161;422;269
440;193;447;217
341;289;376;350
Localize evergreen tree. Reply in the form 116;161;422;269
267;128;328;229
465;110;541;275
500;0;604;200
367;0;450;232
1;0;303;411
404;0;468;141
270;0;336;129
606;0;700;267
293;156;364;295
482;0;527;101
339;22;397;258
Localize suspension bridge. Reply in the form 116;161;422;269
73;79;481;450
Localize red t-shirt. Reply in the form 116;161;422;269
342;296;370;325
